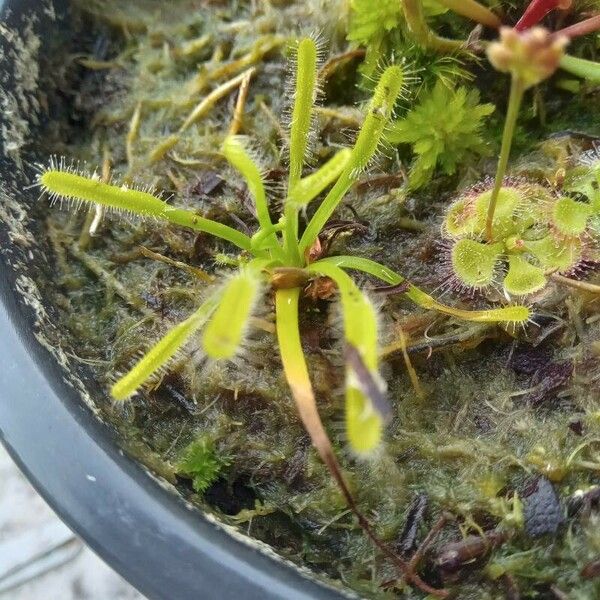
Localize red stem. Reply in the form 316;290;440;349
552;14;600;39
515;0;572;31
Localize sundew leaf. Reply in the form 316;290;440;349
504;255;546;296
308;261;384;454
317;255;531;324
287;149;351;207
40;168;252;250
552;197;592;236
287;37;319;188
112;293;221;401
526;235;582;272
202;267;263;360
221;136;271;233
299;65;405;255
451;239;503;289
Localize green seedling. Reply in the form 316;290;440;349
39;38;531;593
387;81;495;189
177;435;229;494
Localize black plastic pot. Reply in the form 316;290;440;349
0;2;349;599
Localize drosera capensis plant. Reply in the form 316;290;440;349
37;37;532;596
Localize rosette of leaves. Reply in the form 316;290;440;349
443;179;597;296
387;81;495;189
38;38;529;468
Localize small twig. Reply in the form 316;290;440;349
228;67;254;135
319;49;366;80
402;514;450;597
126;101;143;172
138;246;214;282
553;14;600;40
372;281;411;296
549;584;570;600
78;152;111;249
551;273;600;294
314;106;363;128
397;326;426;402
69;244;152;316
180;68;257;133
147;135;180;164
259;100;288;143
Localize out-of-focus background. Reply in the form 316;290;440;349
0;445;145;599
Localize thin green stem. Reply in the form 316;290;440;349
485;76;525;241
317;256;530;323
287;149;352;207
250;222;286;260
435;0;501;28
284;202;303;266
559;54;600;82
402;0;469;54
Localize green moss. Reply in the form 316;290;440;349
177;436;228;494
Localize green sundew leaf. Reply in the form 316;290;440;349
451;239;503;289
202;267;262;360
221;136;271;232
526;235;582;272
503;256;546;296
288;37;318;188
308;262;383;454
112;294;220;401
299;65;405;255
444;196;479;237
41;168;251;250
474;187;524;238
317;255;531;324
552;197;592;236
288;149;351;207
593;190;600;215
563;164;599;200
177;437;228;494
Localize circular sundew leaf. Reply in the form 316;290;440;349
451;239;503;288
444;196;478;237
503;255;546;296
552;197;592;236
526;235;582;272
474;187;526;238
